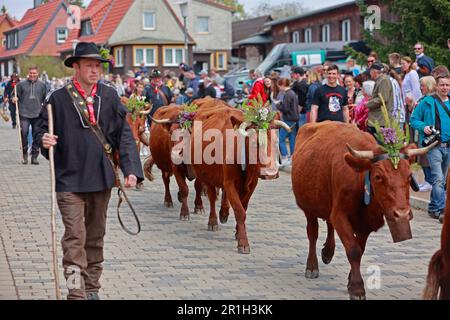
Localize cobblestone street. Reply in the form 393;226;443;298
0;120;442;300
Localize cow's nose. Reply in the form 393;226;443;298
394;209;413;221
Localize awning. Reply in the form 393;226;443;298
233;34;272;46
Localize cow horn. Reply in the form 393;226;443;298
346;143;375;160
148;115;172;124
274;120;292;132
139;109;152;116
238;121;252;137
405;140;439;157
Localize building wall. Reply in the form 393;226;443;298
270;4;361;48
109;0;186;46
168;0;232;52
31;3;69;56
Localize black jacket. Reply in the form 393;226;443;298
277;89;299;122
34;82;144;193
291;79;309;113
145;84;172;117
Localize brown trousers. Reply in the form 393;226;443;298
56;189;112;300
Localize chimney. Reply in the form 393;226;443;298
34;0;44;8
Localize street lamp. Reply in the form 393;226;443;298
71;39;79;55
178;1;189;66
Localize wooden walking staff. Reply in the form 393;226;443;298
13;85;24;163
47;103;62;300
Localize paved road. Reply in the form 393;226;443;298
0;119;442;300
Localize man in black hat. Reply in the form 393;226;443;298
145;68;172;123
291;66;309;128
34;42;144;300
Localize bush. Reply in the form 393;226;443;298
16;55;72;78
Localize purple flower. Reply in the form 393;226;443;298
380;127;398;144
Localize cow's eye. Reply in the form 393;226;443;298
374;174;382;182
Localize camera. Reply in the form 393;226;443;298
422;126;441;147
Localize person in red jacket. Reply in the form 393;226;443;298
248;74;272;104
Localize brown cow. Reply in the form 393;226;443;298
144;104;206;220
176;97;290;253
292;122;435;299
423;173;450;300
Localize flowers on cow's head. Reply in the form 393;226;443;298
241;96;276;130
178;103;198;131
369;94;410;169
126;96;148;121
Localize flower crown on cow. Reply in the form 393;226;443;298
368;94;410;169
241;96;276;130
178;103;198;131
126;96;148;121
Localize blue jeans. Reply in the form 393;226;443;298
298;113;307;129
426;146;450;213
279;121;298;157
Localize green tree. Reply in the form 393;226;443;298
42;0;85;7
1;5;7;14
348;0;450;67
215;0;247;20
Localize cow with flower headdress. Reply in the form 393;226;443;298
292;97;437;299
143;103;207;219
150;97;290;253
120;96;151;152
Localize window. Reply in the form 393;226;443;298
80;20;93;36
292;31;300;43
321;24;330;42
2;38;6;47
164;47;184;66
342;19;351;42
6;32;18;50
215;52;227;71
134;47;156;66
114;47;124;67
56;28;68;43
304;28;312;43
143;12;156;30
196;17;209;33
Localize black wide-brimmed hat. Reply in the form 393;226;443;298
64;42;110;68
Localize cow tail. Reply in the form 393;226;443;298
143;155;155;181
423;250;442;300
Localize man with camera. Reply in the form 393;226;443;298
411;74;450;223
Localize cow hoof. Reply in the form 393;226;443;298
349;294;366;300
164;201;174;208
177;191;182;203
321;247;335;265
208;224;219;231
180;214;190;221
237;246;250;254
194;207;205;214
305;269;319;279
219;215;228;224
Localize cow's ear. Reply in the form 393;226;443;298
344;153;372;172
230;115;243;129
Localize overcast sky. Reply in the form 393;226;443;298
2;0;346;20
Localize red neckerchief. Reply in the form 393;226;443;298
73;78;98;125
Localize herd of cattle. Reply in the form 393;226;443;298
122;97;449;300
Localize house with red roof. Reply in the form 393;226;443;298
0;0;71;76
59;0;197;75
0;11;18;77
168;0;234;73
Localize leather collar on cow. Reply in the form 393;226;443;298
371;153;409;163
